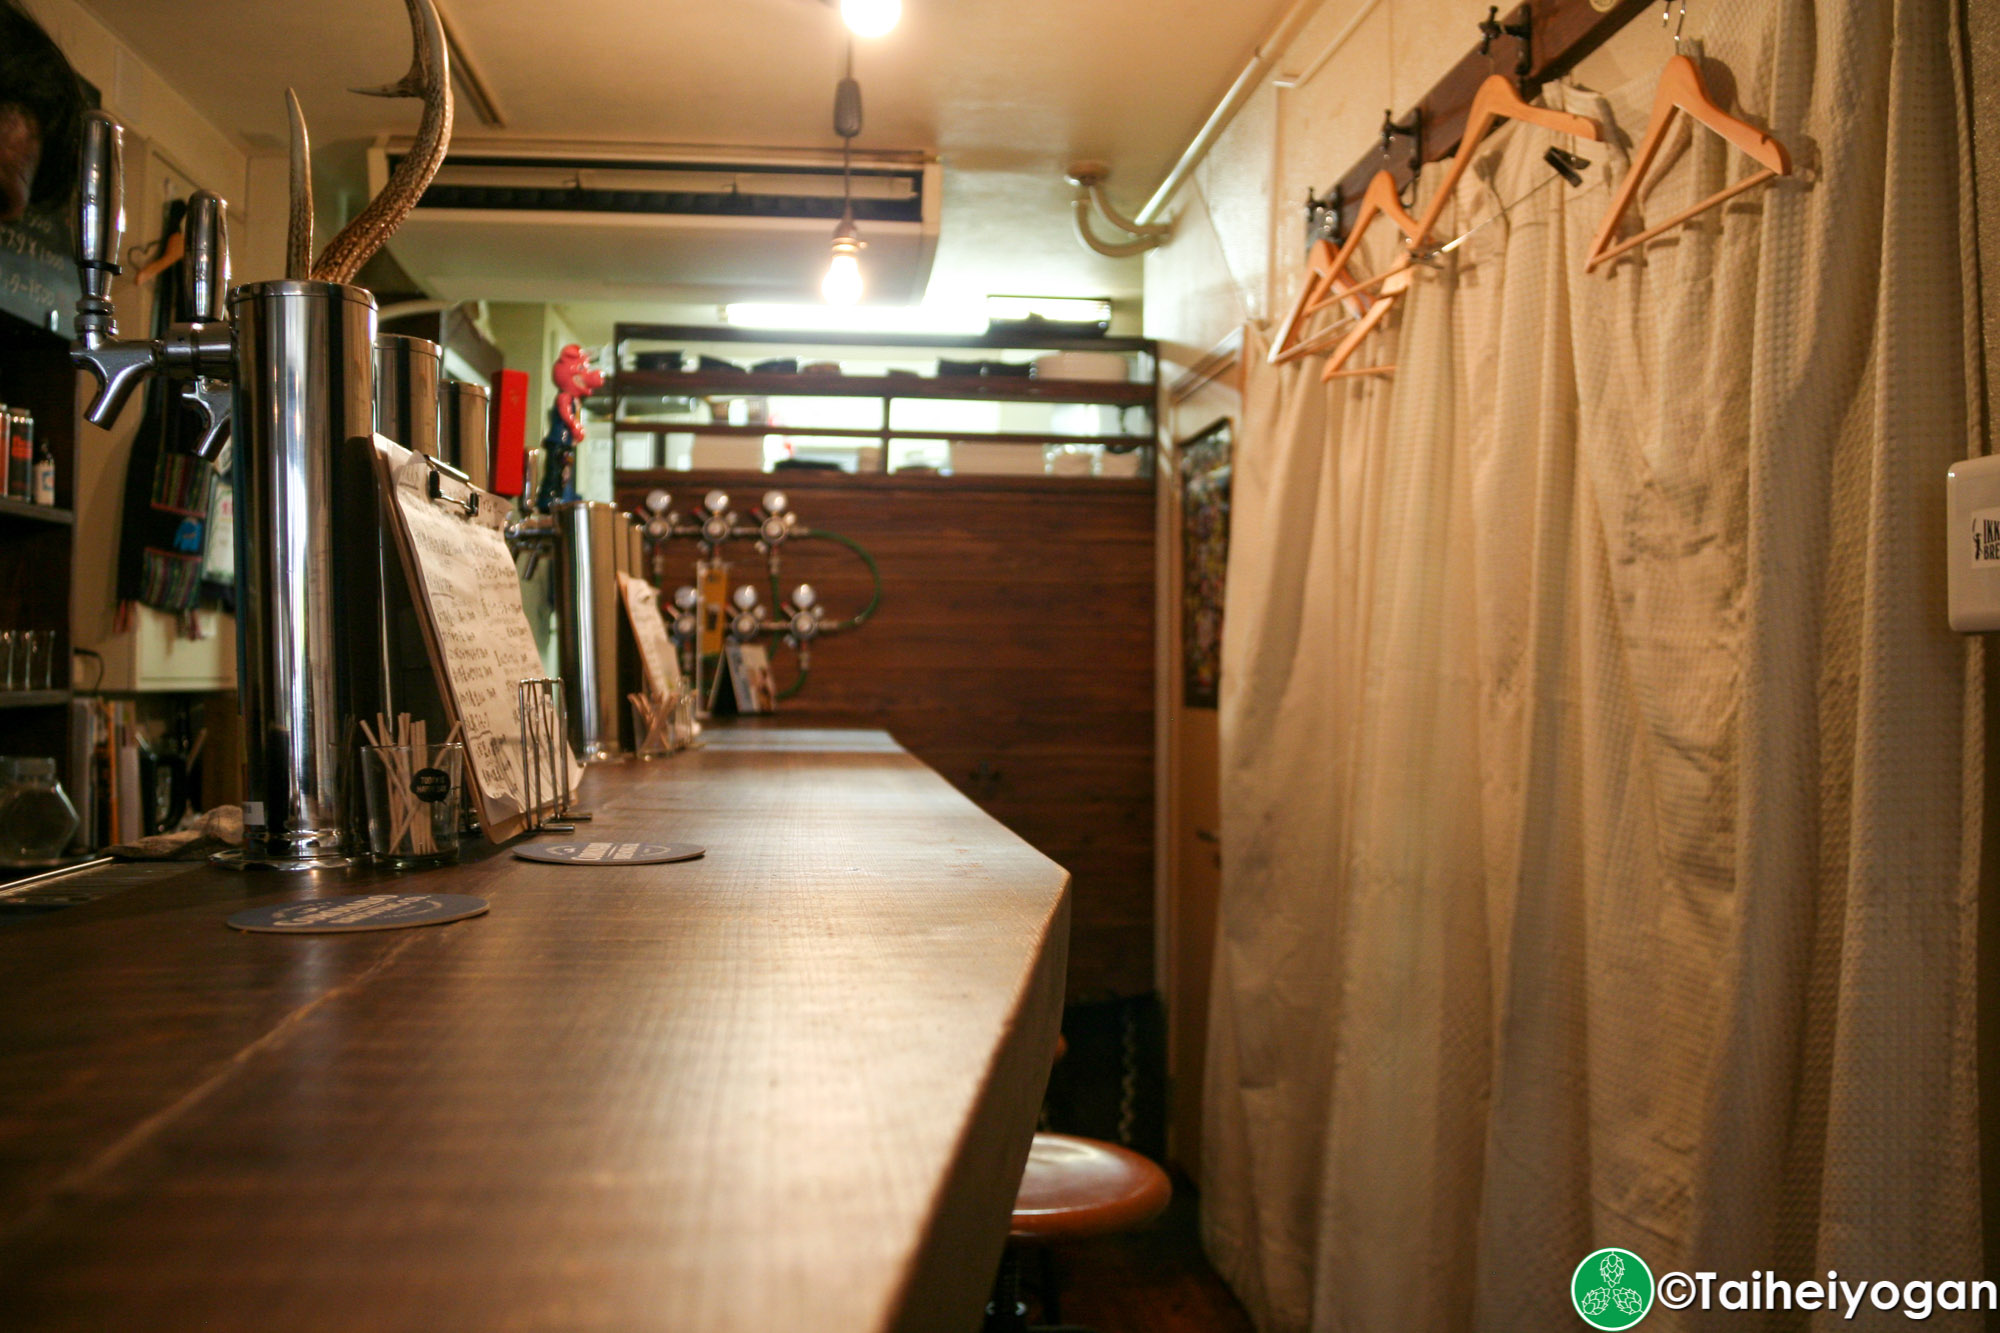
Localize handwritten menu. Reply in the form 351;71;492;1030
372;436;581;841
0;211;80;331
617;572;682;700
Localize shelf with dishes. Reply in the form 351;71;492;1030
609;324;1158;478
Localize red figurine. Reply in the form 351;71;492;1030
535;344;606;511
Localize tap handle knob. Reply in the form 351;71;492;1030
184;191;229;324
74;112;125;331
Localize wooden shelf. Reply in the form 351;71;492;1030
614;369;1155;407
0;690;71;710
616;321;1154;354
610;419;1152;449
0;495;73;525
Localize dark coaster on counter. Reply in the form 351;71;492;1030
512;841;705;866
227;894;490;934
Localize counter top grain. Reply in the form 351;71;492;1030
0;729;1070;1332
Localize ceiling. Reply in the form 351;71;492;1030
76;0;1294;321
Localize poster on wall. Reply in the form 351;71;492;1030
1180;419;1231;709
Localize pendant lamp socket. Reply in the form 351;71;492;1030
834;77;864;140
823;212;865;306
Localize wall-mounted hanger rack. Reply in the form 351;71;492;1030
1314;0;1652;241
1478;5;1535;78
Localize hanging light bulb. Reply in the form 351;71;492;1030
839;0;901;38
823;214;864;306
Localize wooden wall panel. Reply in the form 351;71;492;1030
618;468;1155;999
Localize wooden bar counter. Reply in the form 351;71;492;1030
0;729;1071;1331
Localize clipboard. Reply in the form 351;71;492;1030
370;434;582;841
617;571;682;701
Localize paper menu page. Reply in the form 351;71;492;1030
372;435;582;841
618;572;682;700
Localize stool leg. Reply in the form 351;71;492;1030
1040;1245;1061;1323
984;1245;1029;1333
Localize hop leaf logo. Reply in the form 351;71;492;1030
1571;1248;1653;1329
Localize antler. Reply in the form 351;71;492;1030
285;89;313;280
285;0;454;288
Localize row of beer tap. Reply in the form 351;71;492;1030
68;112;485;869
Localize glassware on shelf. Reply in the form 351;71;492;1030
0;631;14;690
24;630;53;690
0;756;80;864
1044;443;1103;477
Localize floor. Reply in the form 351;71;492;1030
1025;1180;1255;1333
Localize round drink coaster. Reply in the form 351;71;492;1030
228;893;490;934
512;842;705;866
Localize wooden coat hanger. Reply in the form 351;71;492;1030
1315;77;1604;381
1583;51;1791;273
1410;74;1603;246
1312;169;1428;380
1270;169;1423;369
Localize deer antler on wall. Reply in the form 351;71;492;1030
286;0;454;284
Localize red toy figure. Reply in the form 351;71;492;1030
535;343;606;511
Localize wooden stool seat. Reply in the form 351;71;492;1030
1009;1133;1172;1242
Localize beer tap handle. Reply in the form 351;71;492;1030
71;111;158;427
184;191;230;323
74;111;124;342
178;191;233;460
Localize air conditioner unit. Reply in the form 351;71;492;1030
367;138;942;306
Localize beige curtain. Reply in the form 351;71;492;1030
1202;0;1980;1329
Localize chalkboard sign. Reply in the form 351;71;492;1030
0;210;79;334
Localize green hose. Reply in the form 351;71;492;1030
768;528;882;634
756;528;879;702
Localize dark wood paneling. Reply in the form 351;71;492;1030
620;468;1156;1000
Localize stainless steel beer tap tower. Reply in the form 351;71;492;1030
70;112;378;869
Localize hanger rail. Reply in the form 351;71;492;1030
1318;0;1651;239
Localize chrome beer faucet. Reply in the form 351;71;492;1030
71;111;234;460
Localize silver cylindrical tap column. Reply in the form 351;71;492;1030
372;334;441;456
226;280;377;867
552;500;624;761
440;380;490;489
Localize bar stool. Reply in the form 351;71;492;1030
984;1132;1173;1333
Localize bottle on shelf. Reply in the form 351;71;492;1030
31;418;53;506
5;407;30;501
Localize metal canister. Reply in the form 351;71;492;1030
224;279;378;868
439;379;490;489
552;500;625;761
373;334;442;457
